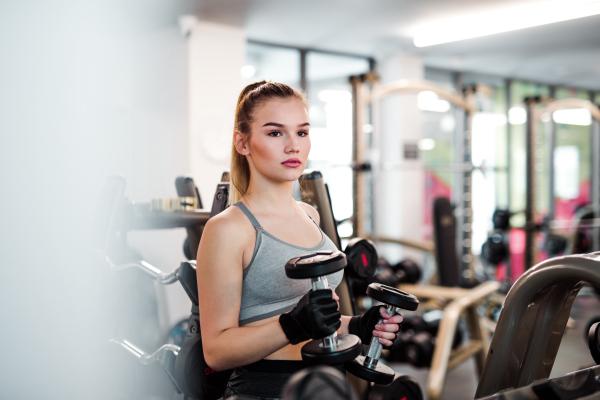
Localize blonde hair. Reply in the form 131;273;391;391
229;81;308;205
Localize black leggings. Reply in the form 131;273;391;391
223;360;345;400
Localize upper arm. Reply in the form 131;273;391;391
298;201;320;225
196;212;249;346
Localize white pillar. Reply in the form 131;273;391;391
375;53;424;263
188;21;245;200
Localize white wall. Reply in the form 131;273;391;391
374;53;425;263
130;20;246;334
189;21;245;200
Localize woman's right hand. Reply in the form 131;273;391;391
279;289;341;344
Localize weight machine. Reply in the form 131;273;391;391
349;72;493;286
523;97;600;269
93;171;424;400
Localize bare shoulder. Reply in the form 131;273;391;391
297;201;320;225
202;205;254;245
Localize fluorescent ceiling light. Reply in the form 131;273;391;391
509;107;527;125
553;109;592;125
418;91;451;112
414;0;600;47
418;138;436;151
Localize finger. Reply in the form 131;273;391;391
376;323;400;333
329;286;340;302
373;330;398;341
320;301;340;313
379;306;391;319
378;338;394;347
312;289;333;300
324;311;342;324
381;315;403;325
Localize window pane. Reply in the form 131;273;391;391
306;52;370;222
244;43;300;88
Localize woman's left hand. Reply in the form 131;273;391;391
348;306;403;348
372;307;403;348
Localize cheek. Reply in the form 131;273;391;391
251;138;280;162
302;138;311;155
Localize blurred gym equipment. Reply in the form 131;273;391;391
475;252;600;398
94;174;232;400
367;375;424;400
396;280;499;400
282;366;358;400
350;74;493;282
523;98;600;270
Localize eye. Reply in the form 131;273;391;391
297;130;309;137
268;131;282;137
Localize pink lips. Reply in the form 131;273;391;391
281;158;302;168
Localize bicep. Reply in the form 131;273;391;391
196;219;245;343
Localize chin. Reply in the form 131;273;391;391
270;167;305;182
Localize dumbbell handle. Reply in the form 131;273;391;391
364;304;397;369
311;276;339;348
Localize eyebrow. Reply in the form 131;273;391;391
262;122;310;128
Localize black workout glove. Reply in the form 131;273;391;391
279;289;341;345
348;306;398;350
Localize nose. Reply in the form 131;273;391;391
285;133;300;154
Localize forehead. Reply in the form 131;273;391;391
253;98;308;124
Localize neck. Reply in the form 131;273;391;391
243;174;297;214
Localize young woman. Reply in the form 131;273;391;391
196;81;403;399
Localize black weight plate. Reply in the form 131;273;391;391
366;283;419;311
368;374;423;400
286;251;347;279
345;355;394;385
344;238;378;280
588;322;600;364
301;334;362;365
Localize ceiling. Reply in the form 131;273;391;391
182;0;600;90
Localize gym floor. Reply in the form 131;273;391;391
387;288;600;400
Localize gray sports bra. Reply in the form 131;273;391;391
234;201;343;325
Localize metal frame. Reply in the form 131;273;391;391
398;281;500;400
349;75;486;279
476;252;600;398
524;98;600;269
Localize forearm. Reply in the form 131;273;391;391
204;319;289;371
339;315;351;335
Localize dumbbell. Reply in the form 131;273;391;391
345;283;419;385
367;375;423;400
372;260;421;287
393;260;422;284
285;251;362;364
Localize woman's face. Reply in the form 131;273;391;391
240;98;310;183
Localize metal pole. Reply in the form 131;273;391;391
505;80;512;210
300;49;307;92
592;117;600;251
461;104;474;283
505;79;512;284
349;75;364;237
548;86;557;223
524;98;538;270
547;118;557;222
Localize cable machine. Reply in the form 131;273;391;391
349;72;492;284
523;97;600;269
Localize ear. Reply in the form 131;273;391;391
234;131;250;155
